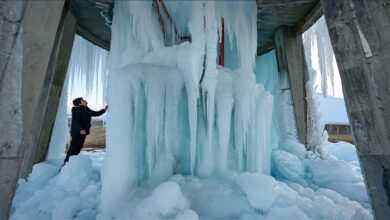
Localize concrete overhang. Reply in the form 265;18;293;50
69;0;112;51
256;0;322;55
70;0;322;54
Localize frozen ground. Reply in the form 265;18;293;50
11;141;372;220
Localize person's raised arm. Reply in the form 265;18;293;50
89;105;108;117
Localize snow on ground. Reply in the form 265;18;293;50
11;143;372;220
11;151;105;220
316;93;349;124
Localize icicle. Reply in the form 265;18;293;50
216;0;257;70
304;16;338;97
67;35;109;106
198;0;218;176
46;71;69;160
179;0;206;174
215;70;234;172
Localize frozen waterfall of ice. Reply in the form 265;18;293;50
100;0;273;215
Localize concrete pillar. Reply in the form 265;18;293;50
0;1;71;218
321;0;390;219
19;0;70;178
31;9;76;167
274;26;308;146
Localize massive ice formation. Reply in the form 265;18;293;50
101;0;273;213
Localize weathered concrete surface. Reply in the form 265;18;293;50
274;26;308;146
257;0;319;50
321;0;390;219
0;1;68;219
0;1;25;219
33;11;76;165
19;0;68;179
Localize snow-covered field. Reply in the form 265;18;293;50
11;141;372;220
316;93;349;124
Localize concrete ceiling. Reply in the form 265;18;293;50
70;0;321;53
257;0;320;52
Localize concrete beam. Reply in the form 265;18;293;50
19;0;68;179
76;24;110;51
321;0;390;219
274;26;308;146
257;42;275;56
294;1;323;35
34;11;76;165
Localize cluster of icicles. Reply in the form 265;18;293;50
50;1;343;215
303;16;338;97
68;35;109;103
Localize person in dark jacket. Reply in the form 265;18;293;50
64;97;108;164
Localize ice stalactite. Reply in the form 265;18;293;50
101;0;272;215
198;0;219;176
68;35;109;105
215;0;258;70
303;16;339;97
182;1;205;175
215;71;234;172
46;73;70;160
302;16;334;156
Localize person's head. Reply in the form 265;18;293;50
73;97;88;107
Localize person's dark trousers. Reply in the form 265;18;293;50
64;135;86;163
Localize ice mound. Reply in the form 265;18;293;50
324;141;359;163
272;140;370;208
272;149;305;181
134;181;195;219
236;173;278;212
12;149;372;220
11;154;101;220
